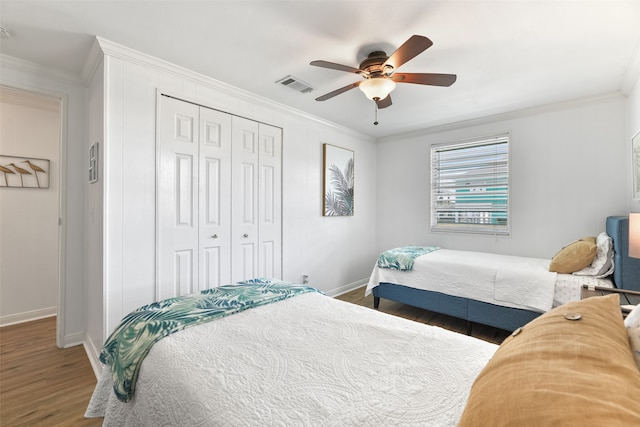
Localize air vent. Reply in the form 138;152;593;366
276;75;314;94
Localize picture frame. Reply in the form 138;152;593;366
89;143;99;183
323;143;354;216
633;131;640;200
0;155;50;189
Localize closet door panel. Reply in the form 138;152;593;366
199;107;232;290
159;96;281;294
158;97;199;300
239;242;256;281
231;116;259;282
239;162;255;223
258;124;282;279
174;250;195;296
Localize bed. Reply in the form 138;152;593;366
86;278;640;426
367;216;640;332
86;279;497;426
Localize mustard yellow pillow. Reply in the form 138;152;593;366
548;237;597;273
459;294;640;427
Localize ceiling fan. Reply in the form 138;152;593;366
310;35;457;111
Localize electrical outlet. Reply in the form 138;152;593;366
302;274;309;284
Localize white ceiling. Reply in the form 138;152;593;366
1;1;640;138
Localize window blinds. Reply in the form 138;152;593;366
431;134;510;235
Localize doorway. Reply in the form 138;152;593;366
0;86;62;344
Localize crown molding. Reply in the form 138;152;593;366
0;85;60;111
0;54;83;86
621;38;640;96
80;37;105;85
377;92;625;143
88;37;371;141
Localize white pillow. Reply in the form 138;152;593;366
626;304;640;328
625;304;640;371
573;231;613;278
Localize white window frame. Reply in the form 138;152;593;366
431;133;510;235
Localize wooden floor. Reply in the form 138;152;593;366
0;317;101;427
0;287;509;425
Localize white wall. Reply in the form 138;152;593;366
0;56;87;347
375;95;629;259
85;39;377;350
0;89;60;325
2;38;635;364
85;58;104;360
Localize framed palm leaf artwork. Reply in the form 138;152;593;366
323;143;354;216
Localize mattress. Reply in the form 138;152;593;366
86;292;497;426
366;249;612;312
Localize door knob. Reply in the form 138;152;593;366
211;234;218;239
243;233;249;238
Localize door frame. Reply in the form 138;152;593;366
1;84;67;347
56;92;68;348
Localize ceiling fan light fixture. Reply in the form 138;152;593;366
311;35;454;106
359;78;396;101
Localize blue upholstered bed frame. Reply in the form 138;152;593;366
372;216;640;332
608;216;640;292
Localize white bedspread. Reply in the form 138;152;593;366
86;292;497;426
366;249;557;312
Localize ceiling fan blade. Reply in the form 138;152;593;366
315;81;361;101
375;95;392;109
310;60;362;74
392;72;457;87
383;35;433;70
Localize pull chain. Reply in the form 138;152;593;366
373;99;379;126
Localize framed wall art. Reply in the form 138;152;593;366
323;143;354;216
0;155;50;189
633;131;640;200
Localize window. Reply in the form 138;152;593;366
431;133;510;235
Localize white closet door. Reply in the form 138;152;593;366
158;96;200;299
231;116;259;282
198;107;232;290
257;123;282;279
159;96;281;294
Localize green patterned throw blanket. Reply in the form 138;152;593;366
377;246;441;271
100;278;321;402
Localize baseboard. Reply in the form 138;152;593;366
326;278;368;298
0;306;56;327
61;330;85;348
83;331;103;380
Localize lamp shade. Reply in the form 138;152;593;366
359;78;396;101
630;213;640;258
